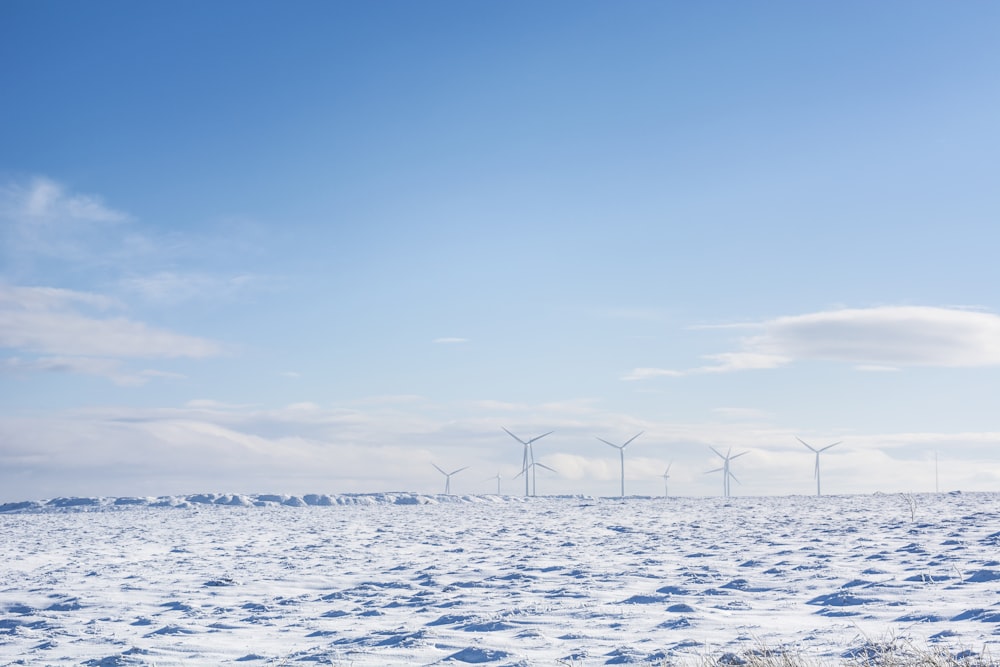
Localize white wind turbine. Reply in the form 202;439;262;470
596;432;642;498
489;472;502;495
515;460;557;497
502;428;554;497
661;462;672;497
797;437;841;496
432;463;468;495
706;447;747;498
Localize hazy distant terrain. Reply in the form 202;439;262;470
2;492;999;665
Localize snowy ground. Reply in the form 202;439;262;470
1;492;999;666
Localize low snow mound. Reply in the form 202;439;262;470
0;492;560;513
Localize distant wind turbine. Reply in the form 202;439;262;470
597;432;642;498
489;472;502;495
432;463;468;495
514;461;557;497
706;447;747;498
797;437;840;496
502;428;553;497
661;463;672;497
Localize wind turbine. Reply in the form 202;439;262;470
489;472;502;495
706;447;747;498
596;432;642;498
797;437;841;496
515;460;557;497
502;428;553;497
432;463;468;495
661;463;672;497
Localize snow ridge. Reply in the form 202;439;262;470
0;492;588;513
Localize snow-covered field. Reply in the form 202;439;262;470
2;492;999;666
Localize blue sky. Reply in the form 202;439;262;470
2;1;1000;501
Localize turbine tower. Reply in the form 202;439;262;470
432;463;468;495
706;447;747;498
797;437;841;496
489;472;502;495
596;432;642;498
502;428;553;497
514;460;557;497
661;462;672;497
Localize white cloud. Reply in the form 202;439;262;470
0;285;220;358
621;367;684;381
698;352;790;373
627;306;1000;378
2;177;271;309
1;177;132;268
8;176;130;224
753;306;1000;367
0;284;121;311
0;284;221;384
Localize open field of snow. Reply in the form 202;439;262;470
2;492;999;666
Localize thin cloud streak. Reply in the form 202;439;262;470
0;284;222;384
120;271;261;304
0;285;221;359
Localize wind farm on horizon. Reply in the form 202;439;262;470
420;428;912;499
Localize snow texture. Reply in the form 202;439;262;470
1;492;999;665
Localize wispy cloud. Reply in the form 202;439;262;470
1;177;271;306
0;284;222;384
0;285;221;359
3;176;130;224
2;356;186;386
625;306;1000;378
120;272;260;304
1;177;131;269
621;367;684;381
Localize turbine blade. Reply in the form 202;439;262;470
729;471;741;485
709;446;726;461
705;467;723;475
535;462;557;473
596;437;621;449
503;427;528;445
528;431;554;444
450;466;469;476
820;441;842;452
431;463;447;475
797;437;818;453
730;451;748;460
622;431;643;448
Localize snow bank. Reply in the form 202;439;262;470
0;491;570;513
